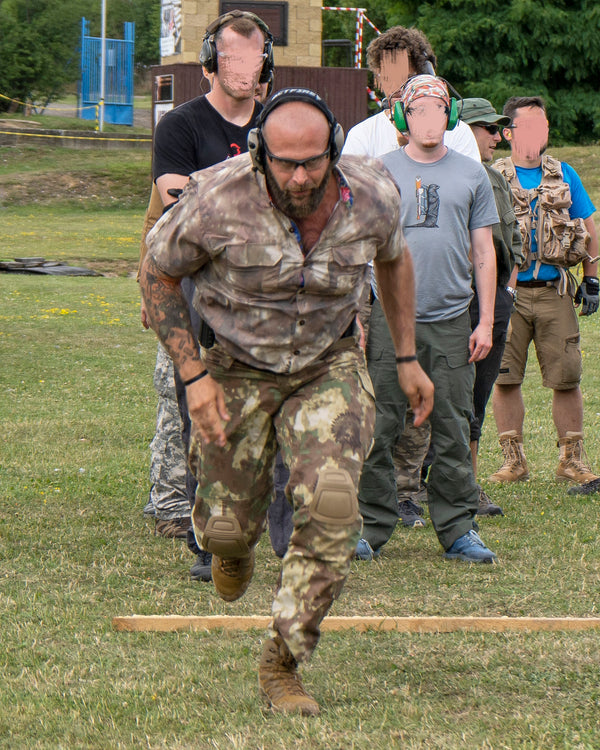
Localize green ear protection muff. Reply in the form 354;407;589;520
393;97;459;133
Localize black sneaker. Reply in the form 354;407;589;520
190;551;212;582
568;477;600;496
476;486;504;516
398;499;426;528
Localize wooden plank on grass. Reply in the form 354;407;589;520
112;615;600;633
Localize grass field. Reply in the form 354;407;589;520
1;140;600;748
0;94;152;134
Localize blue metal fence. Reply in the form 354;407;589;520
80;18;135;126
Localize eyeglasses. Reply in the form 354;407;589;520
475;123;500;135
263;144;330;173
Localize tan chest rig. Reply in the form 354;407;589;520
493;156;590;286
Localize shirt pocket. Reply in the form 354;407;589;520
501;206;517;227
316;241;373;295
223;243;284;293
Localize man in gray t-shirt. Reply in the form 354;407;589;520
357;75;500;563
383;147;497;322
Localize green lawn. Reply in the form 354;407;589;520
1;141;600;748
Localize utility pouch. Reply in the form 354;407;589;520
495;155;591;271
539;213;590;267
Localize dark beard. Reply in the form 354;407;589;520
264;161;332;219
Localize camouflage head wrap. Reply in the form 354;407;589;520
399;74;450;109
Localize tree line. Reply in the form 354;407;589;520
1;0;598;143
324;0;600;144
0;0;160;112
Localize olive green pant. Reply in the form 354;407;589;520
358;301;479;552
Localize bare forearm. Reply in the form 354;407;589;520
583;216;598;277
472;229;497;326
474;263;496;324
140;255;204;379
374;251;417;357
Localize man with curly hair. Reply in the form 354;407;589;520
344;26;479;160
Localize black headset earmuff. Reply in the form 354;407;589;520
199;10;274;84
247;88;345;173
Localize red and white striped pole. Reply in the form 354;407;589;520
321;7;380;68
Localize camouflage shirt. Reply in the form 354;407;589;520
147;153;406;373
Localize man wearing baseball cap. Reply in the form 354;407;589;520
460;98;524;514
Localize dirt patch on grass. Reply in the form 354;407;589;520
0;172;146;208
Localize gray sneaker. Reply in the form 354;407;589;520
190;551;212;582
476;486;504;516
398;499;426;528
568;477;600;496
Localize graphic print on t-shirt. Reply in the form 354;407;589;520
407;176;440;228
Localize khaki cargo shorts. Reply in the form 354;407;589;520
496;284;581;390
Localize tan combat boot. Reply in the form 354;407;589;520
488;430;529;483
211;549;255;602
556;432;598;483
258;635;320;716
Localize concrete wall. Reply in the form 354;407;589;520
161;0;322;67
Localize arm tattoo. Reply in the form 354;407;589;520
140;256;202;371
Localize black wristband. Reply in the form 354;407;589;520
183;370;209;387
395;355;418;364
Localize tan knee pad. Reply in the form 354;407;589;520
201;515;250;558
309;468;359;526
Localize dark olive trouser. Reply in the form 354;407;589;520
358;301;479;552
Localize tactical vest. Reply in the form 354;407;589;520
493;155;590;274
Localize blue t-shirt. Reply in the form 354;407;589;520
517;161;595;281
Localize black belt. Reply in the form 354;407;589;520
516;280;553;288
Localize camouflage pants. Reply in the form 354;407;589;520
393;414;431;501
149;344;190;520
189;340;375;663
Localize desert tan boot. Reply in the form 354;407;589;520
258;635;320;717
556;432;599;483
211;548;255;602
488;430;529;483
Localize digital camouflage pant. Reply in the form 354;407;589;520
393;416;430;502
189;339;375;663
149;344;190;520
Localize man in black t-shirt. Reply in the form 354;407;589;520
139;11;283;580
